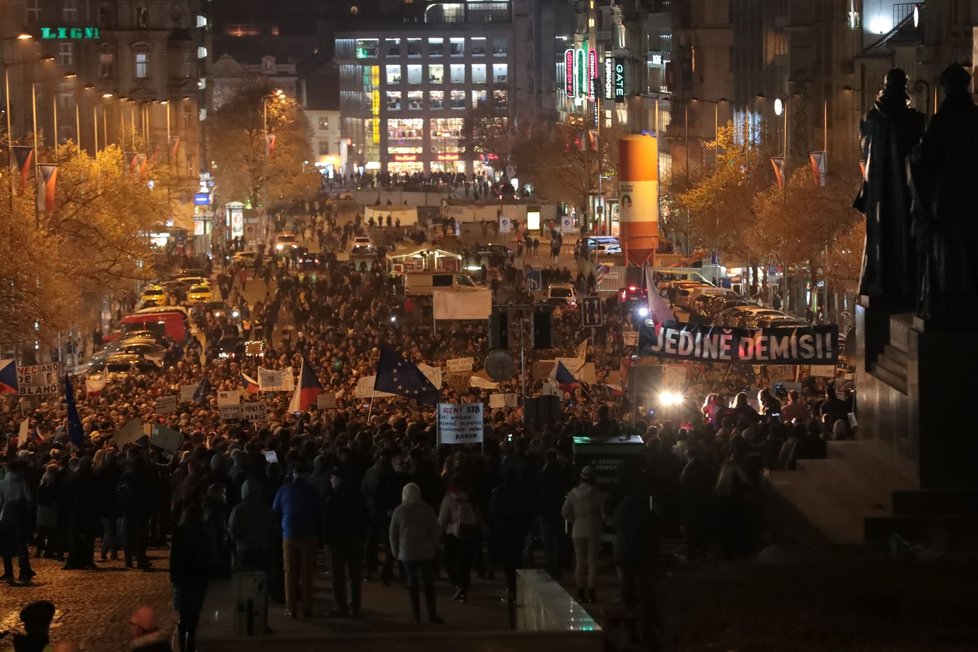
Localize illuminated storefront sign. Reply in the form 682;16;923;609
370;66;381;144
614;58;626;103
437;153;459;161
393;154;418;162
603;56;614;101
40;26;100;39
564;49;574;97
587;49;597;102
575;47;586;99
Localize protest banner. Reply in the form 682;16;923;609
179;384;198;402
258;366;294;392
219;404;242;421
217;391;240;407
639;322;838;365
437;403;484;444
155;395;177;415
17;362;60;396
149;424;183;454
446;357;474;373
317;393;337;409
241;401;268;423
489;393;518;409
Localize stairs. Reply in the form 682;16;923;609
868;313;913;395
766;440;917;545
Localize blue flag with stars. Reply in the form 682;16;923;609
374;346;440;405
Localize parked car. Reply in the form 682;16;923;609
547;283;578;308
275;233;299;252
139;285;166;307
350;236;375;254
187;283;213;304
99;353;163;380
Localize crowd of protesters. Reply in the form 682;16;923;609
0;205;854;651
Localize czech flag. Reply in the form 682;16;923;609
550;360;579;392
0;359;18;395
288;356;322;413
241;372;260;395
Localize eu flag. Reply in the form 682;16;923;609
374;346;440;405
63;374;85;447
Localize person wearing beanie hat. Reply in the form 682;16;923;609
127;606;169;651
561;465;605;604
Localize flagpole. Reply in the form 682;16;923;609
367;396;374;420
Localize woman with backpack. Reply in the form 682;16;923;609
438;474;483;603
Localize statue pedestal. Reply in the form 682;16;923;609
856;296;978;490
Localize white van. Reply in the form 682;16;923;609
403;272;484;296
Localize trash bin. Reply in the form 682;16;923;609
233;571;268;636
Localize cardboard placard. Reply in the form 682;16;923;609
217;390;240;407
155;395;178;416
317;393;337;409
446;357;474;373
179;384;198;403
241;401;268;423
437;403;484;444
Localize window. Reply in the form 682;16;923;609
492;37;507;56
356;39;379;58
385;91;402;110
428;64;444;84
450;90;466;109
449;38;464;56
492;63;508;83
407;38;422;57
471;37;486;56
385;38;401;57
472;64;486;84
318;116;330;130
58;42;74;66
25;0;41;24
428;38;444;57
99;51;114;79
385;64;402;84
407;65;422;85
449;64;465;84
62;0;78;22
182;50;193;78
318;141;330;156
493;89;507;108
471;89;487;107
136;5;149;28
429;90;444;109
135;51;150;79
407;90;423;110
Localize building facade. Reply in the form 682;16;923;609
303;108;345;179
335;1;516;175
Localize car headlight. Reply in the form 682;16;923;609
275;243;284;250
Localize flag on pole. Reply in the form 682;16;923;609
11;146;33;194
770;156;786;190
374;346;440;405
809;151;827;186
37;164;58;212
549;360;579;392
241;372;260;395
63;375;85;447
288;356;322;412
587;129;598;151
169;136;180;159
644;265;676;335
265;134;276;156
0;359;18;394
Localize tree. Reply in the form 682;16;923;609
209;80;320;211
461;100;513;166
511;123;624;220
0;142;166;349
752;166;862;310
674;123;770;258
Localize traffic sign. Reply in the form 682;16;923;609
525;269;542;292
581;296;603;328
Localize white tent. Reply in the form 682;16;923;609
388;247;462;272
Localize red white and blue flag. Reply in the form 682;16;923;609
549;360;579;392
288;356;322;412
241;372;260;395
644;265;676;335
0;359;18;395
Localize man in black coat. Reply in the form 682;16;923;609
63;457;100;570
323;468;368;616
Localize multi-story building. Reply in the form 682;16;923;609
335;0;517;176
1;0;207;183
304;108;345;179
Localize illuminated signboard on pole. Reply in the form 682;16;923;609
575;47;586;99
614;58;626;103
564;49;575;97
587;49;597;102
603;56;614;101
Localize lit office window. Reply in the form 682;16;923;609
386;65;402;84
407;90;423;110
428;64;444;84
58;42;74;66
407;65;422;84
471;37;486;56
428;38;444;56
429;90;444;109
385;39;401;57
492;37;507;56
450;64;465;84
449;38;464;56
407;38;422;57
450;90;465;109
386;91;402;110
135;51;150;79
472;64;486;84
492;63;508;83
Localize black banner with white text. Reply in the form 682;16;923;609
638;321;839;365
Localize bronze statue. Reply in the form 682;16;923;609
908;64;978;321
853;69;926;308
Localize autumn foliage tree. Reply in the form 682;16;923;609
209;80;321;211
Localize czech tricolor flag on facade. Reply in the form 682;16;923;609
288;356;322;412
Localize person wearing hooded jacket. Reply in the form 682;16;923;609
389;482;444;624
561;466;605;603
437;474;482;603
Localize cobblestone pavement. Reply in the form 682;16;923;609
0;550;174;651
